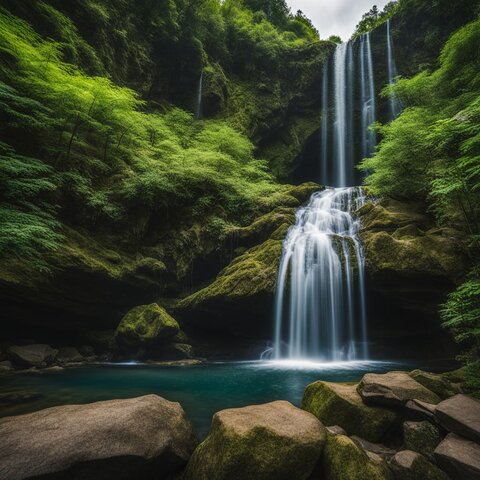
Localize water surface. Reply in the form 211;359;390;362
0;360;432;437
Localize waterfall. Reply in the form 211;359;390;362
196;71;203;119
359;33;377;159
386;19;402;120
320;60;329;185
332;42;356;187
273;187;369;361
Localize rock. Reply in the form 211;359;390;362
390;450;449;480
405;399;437;422
327;425;347;436
56;347;84;364
183;400;325;480
302;381;398;442
435;394;480;442
410;370;461;399
322;434;393;480
0;360;12;372
0;394;197;480
403;421;441;458
357;372;441;407
434;433;480;480
79;345;95;357
83;330;117;354
351;436;396;459
177;238;284;338
7;344;57;368
115;303;180;349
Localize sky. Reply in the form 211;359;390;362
287;0;391;41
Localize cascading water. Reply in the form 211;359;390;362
320;60;329;185
273;187;369;361
359;33;377;158
386;19;402;120
196;71;203;119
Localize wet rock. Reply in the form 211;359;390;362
403;421;441;458
0;394;197;480
434;433;480;480
405;399;437;422
302;381;398;442
389;450;449;480
435;394;480;442
0;360;13;372
357;372;441;407
351;435;396;459
183;401;325;480
327;425;347;436
322;434;393;480
115;303;180;349
7;344;57;368
56;347;84;364
410;370;462;399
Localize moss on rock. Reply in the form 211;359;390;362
403;421;441;458
322;434;393;480
301;381;399;443
409;370;462;400
115;303;179;348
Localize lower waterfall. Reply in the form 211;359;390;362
272;187;369;361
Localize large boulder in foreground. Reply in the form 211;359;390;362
389;450;449;480
434;394;480;442
0;395;197;480
409;370;462;400
302;381;398;442
183;400;325;480
7;344;57;368
322;434;393;480
357;372;441;407
403;421;441;459
115;303;180;349
434;433;480;480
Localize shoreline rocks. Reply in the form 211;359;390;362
0;395;197;480
183;401;325;480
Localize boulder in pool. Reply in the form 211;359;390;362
115;303;180;349
357;372;440;407
302;381;398;442
183;400;325;480
7;344;57;368
322;433;393;480
389;450;449;480
56;347;84;364
434;432;480;480
434;394;480;442
0;394;197;480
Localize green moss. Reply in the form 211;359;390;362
403;421;441;458
301;382;398;443
179;238;282;310
409;370;462;399
322;434;393;480
115;303;179;348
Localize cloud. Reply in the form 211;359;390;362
287;0;391;41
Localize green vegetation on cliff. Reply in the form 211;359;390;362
360;18;480;388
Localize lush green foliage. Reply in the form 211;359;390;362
354;1;398;37
361;19;480;375
0;8;287;268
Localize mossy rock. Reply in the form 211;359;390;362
403;421;441;458
115;303;180;348
301;381;399;443
179;238;282;308
183;401;326;480
409;370;462;400
389;450;449;480
322;434;393;480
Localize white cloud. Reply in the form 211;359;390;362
288;0;391;41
